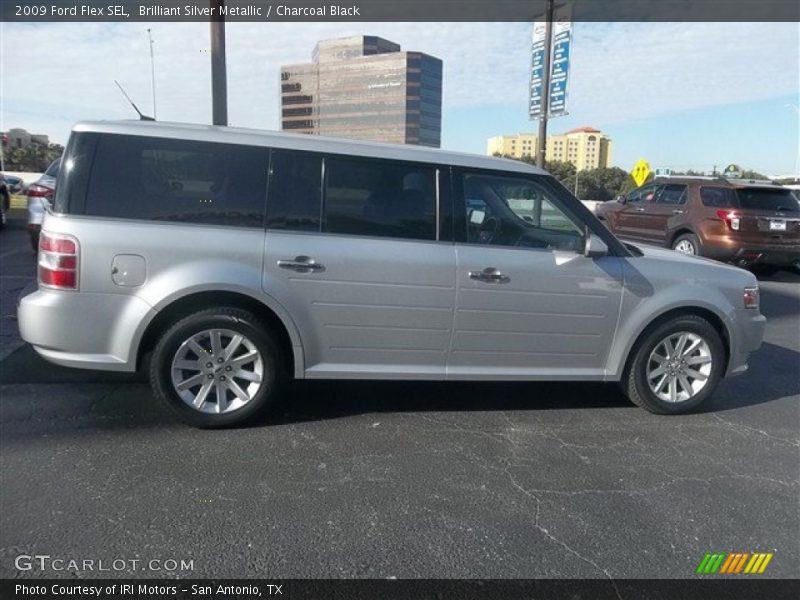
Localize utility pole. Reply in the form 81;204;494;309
147;28;157;119
536;0;555;169
210;0;228;126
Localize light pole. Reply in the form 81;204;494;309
210;0;228;126
536;0;555;169
147;28;157;119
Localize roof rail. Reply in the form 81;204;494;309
654;174;720;181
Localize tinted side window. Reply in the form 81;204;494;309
85;134;268;227
628;184;657;204
54;132;97;214
656;184;688;205
700;187;736;208
267;151;322;231
323;157;436;240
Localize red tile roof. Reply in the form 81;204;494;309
566;126;601;134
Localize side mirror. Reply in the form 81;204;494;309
584;234;608;258
616;195;627;204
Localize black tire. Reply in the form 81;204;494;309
29;231;39;251
622;314;725;415
0;208;5;230
672;233;700;256
149;307;285;428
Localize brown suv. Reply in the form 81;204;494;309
596;177;800;273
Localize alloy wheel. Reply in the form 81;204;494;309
170;328;264;414
674;239;696;255
646;331;712;403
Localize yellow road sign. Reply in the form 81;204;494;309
631;159;651;187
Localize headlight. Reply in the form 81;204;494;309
743;286;759;309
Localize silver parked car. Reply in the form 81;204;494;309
26;156;61;250
18;121;766;427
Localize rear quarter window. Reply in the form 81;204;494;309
700;187;737;208
84;134;268;227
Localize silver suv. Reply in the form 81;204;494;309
17;121;766;427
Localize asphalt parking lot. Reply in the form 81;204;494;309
1;212;798;580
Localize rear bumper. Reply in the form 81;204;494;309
730;247;800;267
17;287;156;372
726;309;767;376
701;242;799;267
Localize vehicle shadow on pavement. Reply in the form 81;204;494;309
701;341;800;413
758;287;800;319
0;345;142;384
1;340;796;431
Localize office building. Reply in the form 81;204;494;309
280;36;442;147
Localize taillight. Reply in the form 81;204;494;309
38;231;79;290
27;183;54;199
716;210;741;231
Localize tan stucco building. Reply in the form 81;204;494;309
487;126;612;171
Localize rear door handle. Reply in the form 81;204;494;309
672;209;685;215
277;256;325;273
469;267;510;284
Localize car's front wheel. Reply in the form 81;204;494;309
623;314;724;414
150;307;284;428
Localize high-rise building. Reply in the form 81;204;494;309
487;127;613;171
280;36;442;147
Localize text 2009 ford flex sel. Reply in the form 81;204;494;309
18;121;766;427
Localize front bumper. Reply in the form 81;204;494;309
17;286;156;372
726;308;767;376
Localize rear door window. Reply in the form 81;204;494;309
267;151;322;231
323;157;436;241
85;134;268;227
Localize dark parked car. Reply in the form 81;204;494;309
0;173;9;229
596;177;800;274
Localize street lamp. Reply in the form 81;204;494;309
147;28;157;119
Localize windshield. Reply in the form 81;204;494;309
735;188;800;212
44;157;62;178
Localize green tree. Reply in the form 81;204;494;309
3;142;64;172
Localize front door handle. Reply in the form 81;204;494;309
277;256;325;273
634;207;646;212
469;267;510;284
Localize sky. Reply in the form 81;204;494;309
1;21;798;176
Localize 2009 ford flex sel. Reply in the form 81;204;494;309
18;121;766;427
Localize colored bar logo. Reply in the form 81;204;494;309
696;552;773;574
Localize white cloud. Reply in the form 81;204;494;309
0;21;797;144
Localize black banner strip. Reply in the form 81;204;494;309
1;0;799;23
2;579;800;600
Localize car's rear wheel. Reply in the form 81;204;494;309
623;315;724;414
150;307;284;428
672;233;699;256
